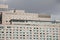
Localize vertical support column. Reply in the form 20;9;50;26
38;25;40;40
4;25;6;40
11;26;13;40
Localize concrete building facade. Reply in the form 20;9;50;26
0;4;60;40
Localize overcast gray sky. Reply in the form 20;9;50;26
0;0;60;20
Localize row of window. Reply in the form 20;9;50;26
0;26;60;29
0;37;58;40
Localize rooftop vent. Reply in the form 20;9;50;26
14;9;16;13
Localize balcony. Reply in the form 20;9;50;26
9;19;60;25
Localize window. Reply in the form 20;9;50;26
16;37;18;39
0;26;4;29
7;26;11;28
47;38;52;40
30;37;32;39
2;32;4;33
34;27;38;29
23;32;25;34
10;32;11;33
6;20;8;22
23;35;25;36
20;37;22;39
23;37;25;39
6;32;8;33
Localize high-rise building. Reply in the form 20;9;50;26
0;4;60;40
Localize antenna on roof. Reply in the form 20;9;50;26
14;9;16;13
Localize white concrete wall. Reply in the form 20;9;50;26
2;10;51;25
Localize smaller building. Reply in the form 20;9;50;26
0;4;8;8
